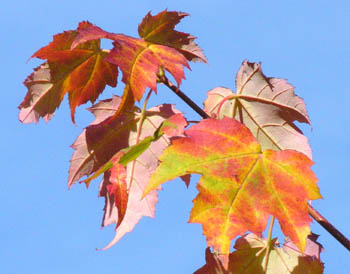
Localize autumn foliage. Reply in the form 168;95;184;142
19;10;325;273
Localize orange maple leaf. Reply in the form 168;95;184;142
144;117;321;255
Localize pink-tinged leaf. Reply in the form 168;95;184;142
160;113;187;136
283;233;324;260
19;22;118;123
98;104;187;250
69;96;187;249
68;95;139;188
114;113;188;166
18;62;60;123
144;118;321;255
204;60;312;159
138;9;207;63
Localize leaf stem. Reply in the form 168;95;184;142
127;89;152;191
140;89;152;123
264;216;275;271
160;74;350;252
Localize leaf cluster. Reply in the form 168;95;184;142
19;10;325;273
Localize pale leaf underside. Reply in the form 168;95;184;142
98;104;187;249
204;60;312;159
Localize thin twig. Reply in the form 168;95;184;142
160;74;350;252
308;204;350;251
159;75;210;119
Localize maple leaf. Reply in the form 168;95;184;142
18;62;60;123
138;9;208;63
98;105;187;250
230;234;324;273
115;112;188;166
71;21;190;102
144;117;321;255
19;22;118;124
107;37;190;101
68;95;139;188
204;60;312;159
81;112;188;187
69;94;188;249
195;234;324;274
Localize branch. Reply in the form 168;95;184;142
158;75;210;119
160;75;350;252
308;204;350;251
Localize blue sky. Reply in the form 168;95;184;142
2;1;350;273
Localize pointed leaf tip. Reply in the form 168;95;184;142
138;9;207;63
18;62;57;124
138;9;189;40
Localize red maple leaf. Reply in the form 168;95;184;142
72;23;190;101
138;9;207;63
19;22;118;123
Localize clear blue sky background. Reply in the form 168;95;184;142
2;1;349;273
